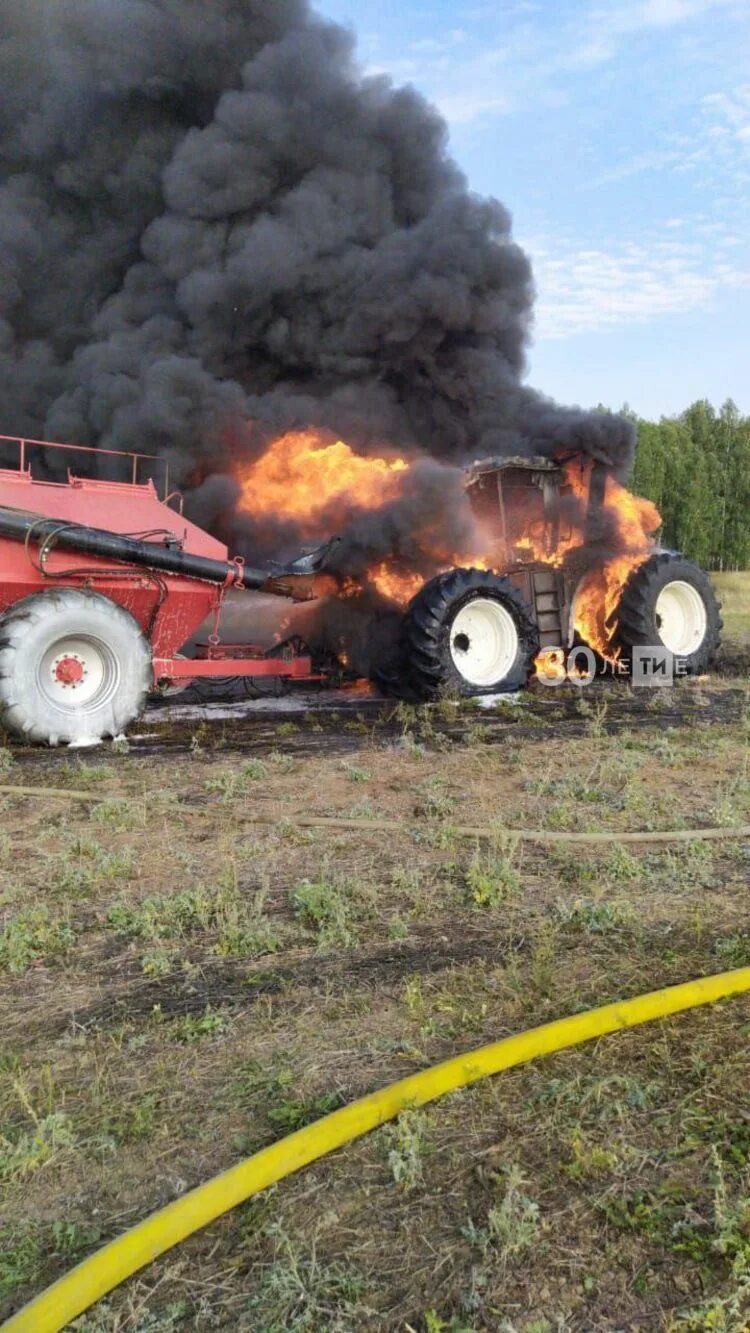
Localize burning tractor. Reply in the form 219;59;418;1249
0;434;722;746
372;452;722;699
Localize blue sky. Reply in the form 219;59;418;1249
315;0;750;418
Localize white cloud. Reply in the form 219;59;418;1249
702;85;750;146
594;0;740;37
373;0;748;128
410;29;467;55
526;227;750;339
434;90;513;124
583;81;750;195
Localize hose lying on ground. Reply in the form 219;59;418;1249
0;785;129;804
248;814;750;843
5;966;750;1333
1;786;748;844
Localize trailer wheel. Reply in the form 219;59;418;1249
612;552;722;675
402;568;539;700
0;590;152;746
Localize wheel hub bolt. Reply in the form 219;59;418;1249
54;656;85;688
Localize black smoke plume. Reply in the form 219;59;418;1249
0;0;634;576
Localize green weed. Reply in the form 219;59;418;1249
463;1164;540;1262
563;1132;619;1181
575;695;609;738
97;1093;159;1146
714;934;750;968
169;1006;232;1044
0;1110;74;1182
213;889;282;959
108;880;280;960
57;838;135;893
669;1152;750;1330
680;1108;750;1169
204;758;270;799
0;1225;43;1299
403;974;428;1025
75;1300;189;1332
140;948;173;977
90;799;139;831
384;1109;432;1191
344;797;378;820
290;870;370;948
660;839;717;891
466;844;520;908
53;761;115;790
266;1083;343;1134
390;864;423;904
0;907;73;973
554;897;635;934
388;916;408;940
267;749;295;773
0;1219;99;1300
415;776;455;819
423;1312;475;1333
205;770;247;800
603;843;643;881
241;1226;368;1331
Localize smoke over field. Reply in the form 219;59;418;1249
0;0;634;570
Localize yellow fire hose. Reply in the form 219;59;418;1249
5;965;750;1333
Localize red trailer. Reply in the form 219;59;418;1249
0;436;319;746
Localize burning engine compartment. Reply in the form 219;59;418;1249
233;429;721;699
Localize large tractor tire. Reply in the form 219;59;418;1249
0;589;152;746
400;568;539;700
612;552;721;674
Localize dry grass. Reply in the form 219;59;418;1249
0;671;749;1330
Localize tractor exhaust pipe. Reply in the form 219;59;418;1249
0;505;301;596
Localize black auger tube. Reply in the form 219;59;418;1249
0;506;274;591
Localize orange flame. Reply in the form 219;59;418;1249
239;429;409;538
573;477;661;657
239;426;661;666
367;563;426;605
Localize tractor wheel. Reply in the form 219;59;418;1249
401;568;539;700
612;552;722;674
367;611;421;701
0;589;152;746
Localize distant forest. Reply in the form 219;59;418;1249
629;399;750;571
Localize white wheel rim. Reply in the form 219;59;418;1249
449;597;519;686
38;635;120;712
654;581;707;655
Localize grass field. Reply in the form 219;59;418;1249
712;572;750;646
0;604;748;1330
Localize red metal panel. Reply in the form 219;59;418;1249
0;469;227;560
0;538;220;659
0;453;310;685
0;470;223;658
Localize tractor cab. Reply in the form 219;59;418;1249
464;453;604;569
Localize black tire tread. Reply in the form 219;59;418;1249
612;552;722;675
402;567;539;700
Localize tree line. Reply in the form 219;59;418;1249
629;399;750;571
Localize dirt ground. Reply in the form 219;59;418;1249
0;582;749;1332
